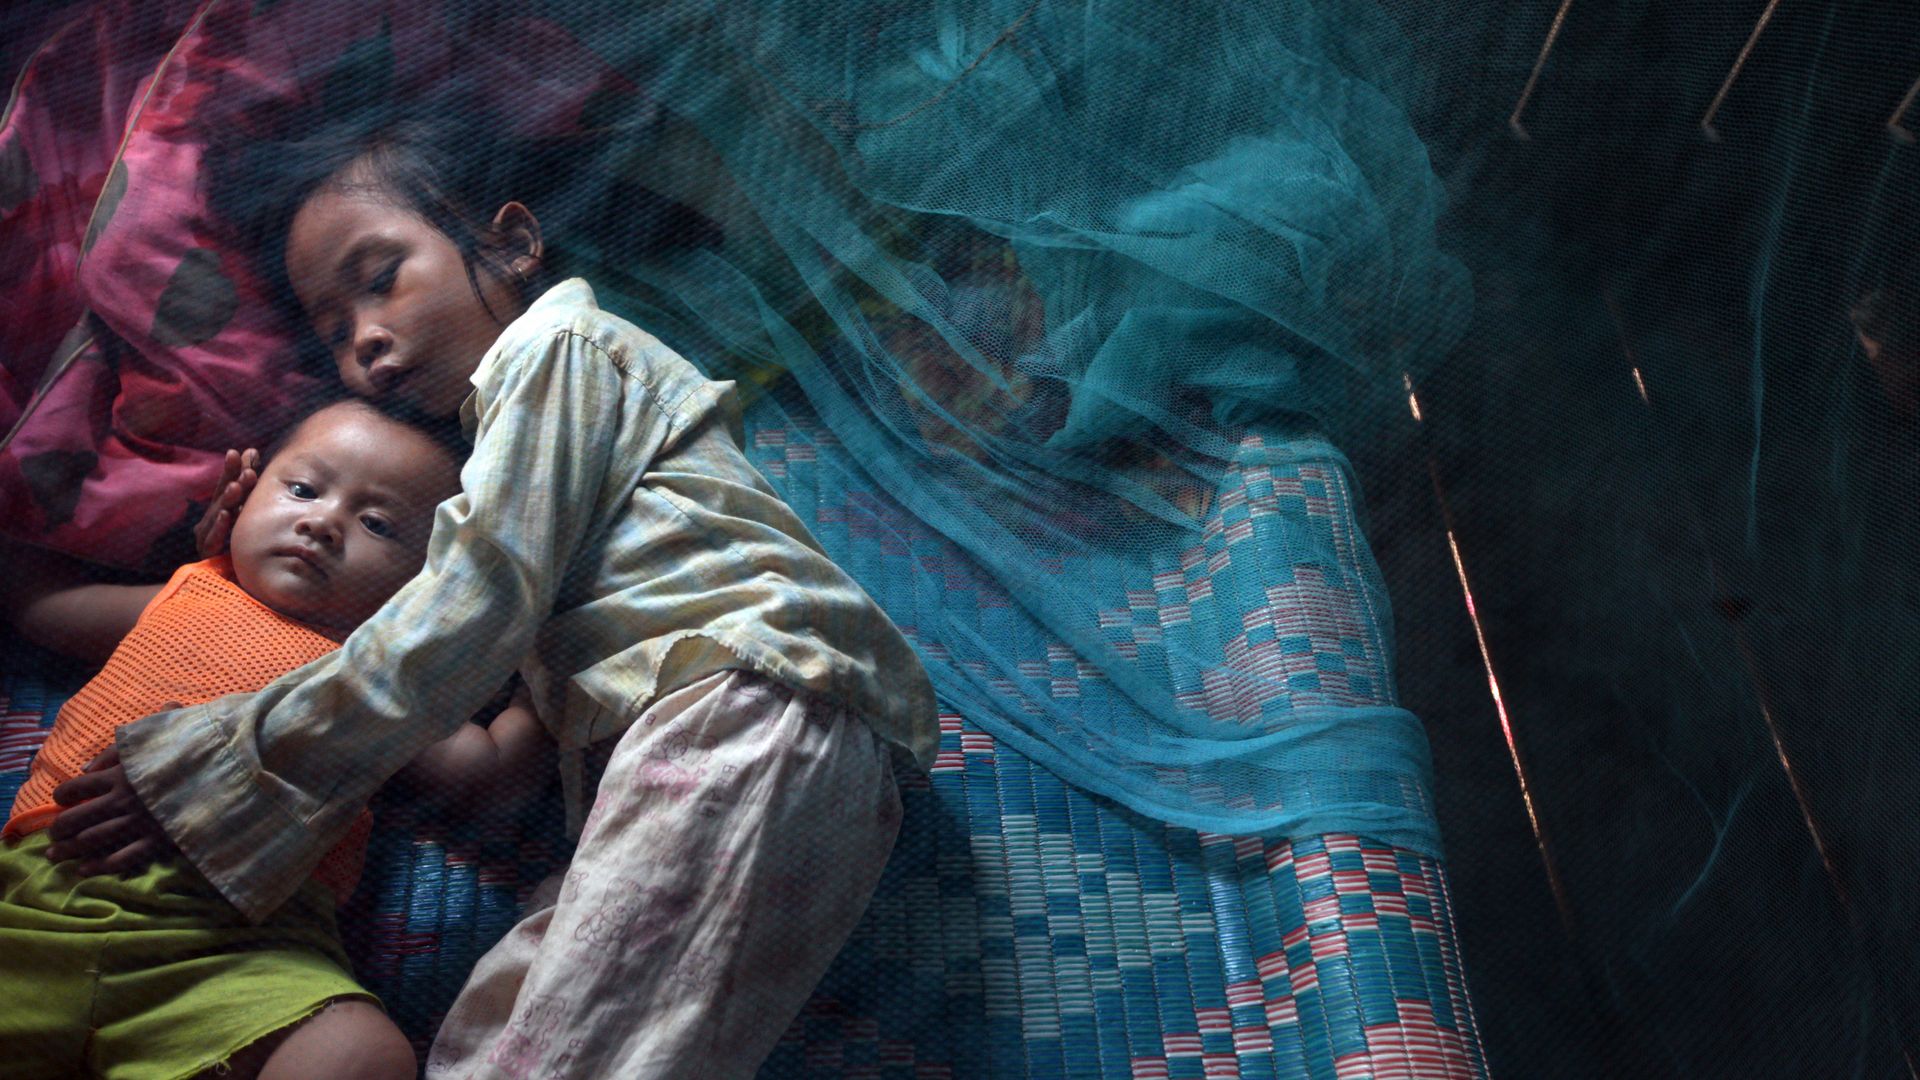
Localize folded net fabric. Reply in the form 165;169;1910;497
527;0;1469;846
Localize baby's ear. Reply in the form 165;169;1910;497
491;201;543;276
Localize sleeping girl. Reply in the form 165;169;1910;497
51;97;939;1078
0;398;551;1079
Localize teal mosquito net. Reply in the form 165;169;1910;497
557;0;1473;848
4;0;1919;1075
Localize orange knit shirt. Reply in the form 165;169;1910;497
5;557;372;904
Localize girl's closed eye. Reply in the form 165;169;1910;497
369;260;399;295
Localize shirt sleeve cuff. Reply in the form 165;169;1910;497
116;705;322;924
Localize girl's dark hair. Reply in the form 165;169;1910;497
205;83;721;365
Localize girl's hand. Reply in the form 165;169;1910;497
45;746;177;876
194;449;260;558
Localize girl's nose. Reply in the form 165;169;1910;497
354;323;393;370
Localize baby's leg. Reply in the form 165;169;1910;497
210;998;415;1080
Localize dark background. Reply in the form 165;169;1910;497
1365;1;1920;1075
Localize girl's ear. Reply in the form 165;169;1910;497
491;201;544;279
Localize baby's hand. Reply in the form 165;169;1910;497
194;448;259;558
398;683;554;817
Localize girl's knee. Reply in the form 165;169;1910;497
256;999;415;1080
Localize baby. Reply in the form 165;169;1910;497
0;399;549;1079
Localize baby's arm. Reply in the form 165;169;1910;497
0;544;160;664
397;681;554;817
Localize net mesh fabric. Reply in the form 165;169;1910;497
3;0;1920;1073
5;559;369;901
510;0;1471;850
438;4;1920;1070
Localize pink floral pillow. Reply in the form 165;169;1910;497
0;0;633;570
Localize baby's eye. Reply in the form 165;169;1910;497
361;515;396;538
369;262;398;295
288;481;317;499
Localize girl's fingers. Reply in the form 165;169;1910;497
50;769;119;812
195;449;258;556
204;510;232;554
216;449;244;492
215;449;258;507
194;450;257;556
235;450;260;499
196;482;238;539
54;814;143;867
195;505;224;556
86;834;172;879
198;478;246;557
46;788;125;841
225;466;257;512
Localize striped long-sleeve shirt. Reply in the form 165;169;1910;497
118;278;937;922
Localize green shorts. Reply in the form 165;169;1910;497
0;830;378;1080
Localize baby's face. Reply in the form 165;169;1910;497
229;403;459;631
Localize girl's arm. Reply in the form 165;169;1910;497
1;543;161;664
398;683;554;816
106;320;632;920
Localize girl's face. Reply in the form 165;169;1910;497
284;173;537;418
